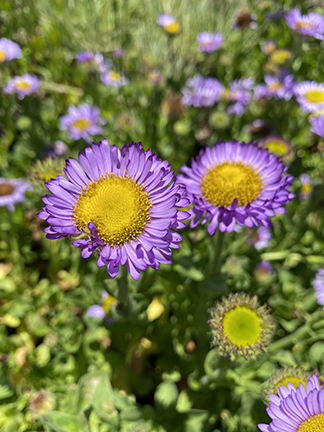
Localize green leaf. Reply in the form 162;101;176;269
41;412;87;432
154;381;178;408
0;385;14;400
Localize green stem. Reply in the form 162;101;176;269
209;230;226;274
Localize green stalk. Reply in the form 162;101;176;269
209;230;226;274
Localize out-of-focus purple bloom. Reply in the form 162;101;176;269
148;70;163;85
265;10;286;20
224;78;254;117
197;32;223;52
310;115;324;139
255;71;294;101
87;291;117;321
76;51;108;73
255;260;274;280
248;226;272;250
112;49;125;58
59;104;106;143
313;267;324;309
294;81;324;113
262;41;276;55
3;74;41;100
76;51;94;63
233;11;257;30
299;173;313;200
53;141;68;156
101;70;128;88
157;14;180;34
0;38;22;63
182;75;224;107
0;178;30;211
286;8;324;40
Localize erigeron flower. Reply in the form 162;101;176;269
157;14;181;34
248;226;272;250
255;71;294;101
260;136;294;165
101;70;128;88
286;8;324;40
0;38;21;62
182;75;224;108
3;74;40;100
0;178;30;211
197;32;223;53
87;291;117;320
264;366;310;402
299;174;313;200
313;266;324;309
294;81;324;113
310;115;324;139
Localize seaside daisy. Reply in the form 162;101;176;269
208;292;275;361
157;14;181;34
87;291;117;321
313;266;324;309
258;374;324;431
223;78;254;117
264;366;310;402
101;70;128;88
182;75;224;108
299;174;313;200
38;140;189;280
0;38;22;63
59;104;106;143
3;74;41;100
148;70;163;86
310;115;324;139
112;49;125;58
294;81;324;113
178;140;294;234
197;32;223;53
262;41;276;56
0;178;30;211
286;8;324;40
76;51;94;63
255;72;294;101
248;226;272;250
255;260;274;282
260;136;294;165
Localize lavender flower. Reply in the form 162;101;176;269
313;267;324;309
59;104;106;143
255;260;274;281
157;14;181;34
299;174;313;200
0;38;22;63
3;74;41;100
248;226;272;250
112;49;125;58
76;51;94;63
255;71;294;101
197;32;223;52
0;178;30;211
286;8;324;40
182;75;224;107
101;70;128;88
310;115;324;138
148;70;163;85
294;81;324;113
225;78;254;117
262;41;276;55
87;291;117;320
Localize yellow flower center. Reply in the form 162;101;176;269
297;413;324;432
72;118;92;131
267;82;283;92
222;305;262;347
16;81;31;91
164;22;181;34
221;89;230;100
0;51;6;62
264;140;288;156
0;183;15;197
102;295;117;314
201;161;263;207
108;72;121;81
296;21;315;30
275;376;306;392
302;184;313;194
270;49;292;64
73;173;151;247
304;90;324;104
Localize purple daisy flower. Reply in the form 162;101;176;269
225;77;254;117
148;70;163;85
76;51;94;62
248;226;272;250
258;375;324;431
313;267;324;309
177;140;294;234
157;14;181;34
0;178;30;211
38;140;189;280
255;71;294;101
112;49;125;58
59;104;106;143
182;75;224;107
87;291;117;320
3;74;41;100
286;8;324;40
294;81;324;113
262;40;276;55
0;38;22;63
101;70;128;88
255;260;274;280
299;173;313;200
310;115;324;139
197;32;223;53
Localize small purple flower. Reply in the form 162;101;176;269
262;40;276;55
101;70;128;88
0;178;30;211
59;104;106;143
286;8;324;40
248;226;272;250
182;75;224;107
112;49;125;58
258;375;324;431
148;70;163;85
3;74;41;100
313;267;324;309
225;78;254;117
76;51;94;63
299;174;313;199
53;141;68;156
197;32;223;53
87;291;117;320
0;38;22;63
255;260;274;280
178;140;294;234
310;115;324;139
294;81;324;113
255;71;294;101
157;14;180;34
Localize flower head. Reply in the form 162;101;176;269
208;292;275;361
248;226;272;250
29;157;66;192
260;136;294;165
258;375;324;431
3;74;40;100
255;71;294;101
0;178;30;211
148;70;163;85
76;52;108;73
182;75;224;107
87;291;117;320
255;260;274;282
0;38;21;63
294;81;324;113
262;40;276;56
197;32;223;52
101;70;128;88
59;104;106;143
313;266;324;309
157;14;181;34
223;77;254;117
286;8;324;40
299;173;313;199
264;367;310;402
112;48;125;58
178;140;294;234
38;140;189;280
76;51;94;63
310;115;324;139
270;49;292;65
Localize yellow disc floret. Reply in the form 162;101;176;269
276;376;306;391
304;90;324;104
72;118;92;131
201;161;263;207
222;305;263;347
297;414;324;432
73;173;151;247
16;81;31;91
0;51;6;62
